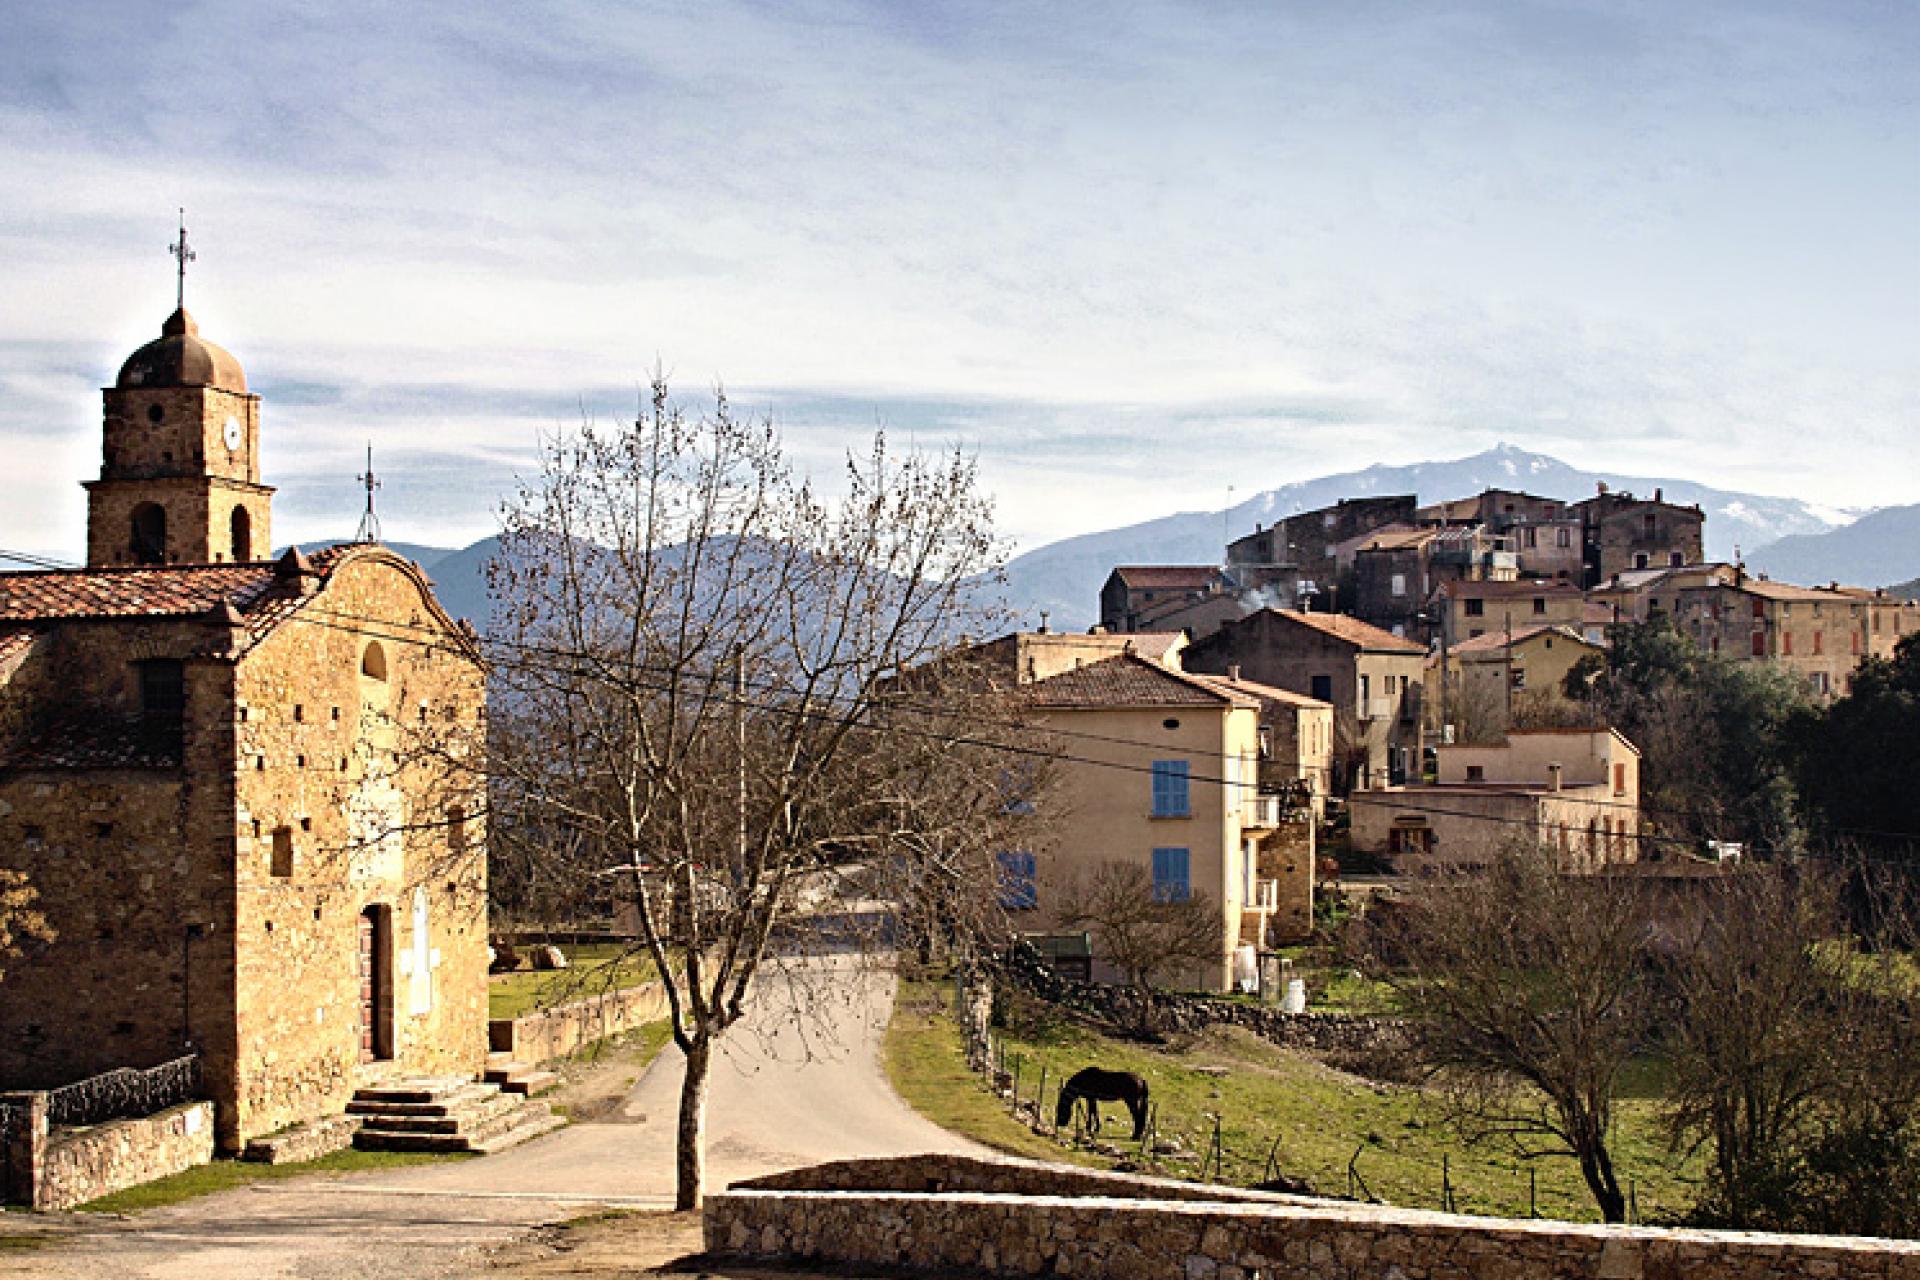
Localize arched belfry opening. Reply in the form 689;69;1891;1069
130;503;167;565
230;505;252;562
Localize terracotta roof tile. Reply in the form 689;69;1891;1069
1186;671;1332;710
1449;623;1596;656
1022;654;1250;709
1271;609;1427;654
1108;566;1224;589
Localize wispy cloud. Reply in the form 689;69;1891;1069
2;0;1915;560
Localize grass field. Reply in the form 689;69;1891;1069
78;1149;459;1214
489;944;660;1020
883;975;1701;1224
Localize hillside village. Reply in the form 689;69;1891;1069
0;289;1917;1280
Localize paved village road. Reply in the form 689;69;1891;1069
0;957;984;1280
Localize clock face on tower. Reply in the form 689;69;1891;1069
223;415;243;452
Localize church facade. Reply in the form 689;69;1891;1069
0;303;488;1150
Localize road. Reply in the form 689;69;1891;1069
0;958;981;1279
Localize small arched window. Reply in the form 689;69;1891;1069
130;503;167;565
230;505;252;562
361;641;388;682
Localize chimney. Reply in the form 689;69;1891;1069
1548;762;1563;792
1596;481;1608;496
1038;611;1051;635
1653;487;1663;503
1228;664;1242;682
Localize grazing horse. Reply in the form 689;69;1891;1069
1055;1067;1150;1140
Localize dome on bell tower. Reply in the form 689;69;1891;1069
116;308;248;392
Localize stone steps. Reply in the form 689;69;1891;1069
484;1053;559;1097
351;1078;562;1155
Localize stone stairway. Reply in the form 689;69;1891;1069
348;1077;564;1154
485;1052;560;1096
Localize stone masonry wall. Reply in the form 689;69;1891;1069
230;548;488;1147
706;1184;1920;1280
1002;945;1403;1060
35;1102;215;1211
736;1153;1316;1207
489;981;670;1062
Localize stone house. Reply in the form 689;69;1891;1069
1572;487;1706;587
1182;609;1425;792
0;305;487;1151
1349;727;1641;872
1669;574;1910;698
1426;624;1606;742
1435;578;1587;649
1098;566;1229;634
1010;654;1319;988
1227;496;1416;601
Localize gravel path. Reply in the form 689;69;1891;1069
0;958;979;1279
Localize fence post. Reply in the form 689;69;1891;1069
1035;1064;1049;1127
1528;1166;1537;1218
0;1092;48;1210
1441;1152;1453;1213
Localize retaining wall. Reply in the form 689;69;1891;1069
489;981;669;1062
707;1179;1920;1280
9;1100;217;1211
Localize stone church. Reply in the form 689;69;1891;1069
0;301;489;1151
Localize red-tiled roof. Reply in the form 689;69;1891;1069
1107;566;1223;589
1270;609;1427;654
1449;623;1598;656
1186;671;1332;710
1022;654;1255;709
0;546;353;632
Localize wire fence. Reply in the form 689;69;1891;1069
956;971;1652;1223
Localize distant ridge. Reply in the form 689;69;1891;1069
1745;503;1920;591
996;445;1851;631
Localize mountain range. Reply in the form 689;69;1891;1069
993;445;1857;630
313;445;1891;633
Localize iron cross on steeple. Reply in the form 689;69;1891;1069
355;443;383;544
168;209;195;311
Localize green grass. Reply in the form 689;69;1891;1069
78;1149;462;1214
884;976;1701;1224
489;943;660;1020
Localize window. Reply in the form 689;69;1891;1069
1670;551;1684;567
1510;667;1527;691
996;851;1037;910
1782;632;1794;656
1150;760;1191;817
270;827;295;877
1465;764;1485;782
1557;527;1571;548
130;502;167;565
1310;674;1332;702
137;658;185;748
1813;631;1824;656
1465;598;1485;617
361;641;388;681
1151;847;1191;902
1390;572;1406;597
1532;597;1546;615
1613;763;1627;797
1634;553;1650;569
448;805;468;854
1524;528;1537;548
1644;513;1657;536
1752;631;1766;657
230;505;251;561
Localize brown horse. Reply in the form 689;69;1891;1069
1055;1066;1150;1139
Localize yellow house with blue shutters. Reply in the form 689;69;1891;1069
1011;653;1312;991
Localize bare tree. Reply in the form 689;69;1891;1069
1052;859;1224;1034
1372;840;1654;1222
484;378;1029;1209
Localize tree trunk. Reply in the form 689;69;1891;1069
1577;1135;1627;1224
675;1034;713;1211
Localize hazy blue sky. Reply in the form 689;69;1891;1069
2;1;1914;558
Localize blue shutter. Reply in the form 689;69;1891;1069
1151;760;1190;817
997;850;1037;910
1151;847;1191;903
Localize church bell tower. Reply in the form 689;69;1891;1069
85;218;274;567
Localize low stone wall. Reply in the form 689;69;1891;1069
34;1102;215;1211
1002;946;1404;1059
240;1113;361;1165
737;1153;1316;1207
489;981;669;1062
707;1182;1920;1280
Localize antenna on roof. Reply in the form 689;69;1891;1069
168;209;195;311
354;442;382;544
